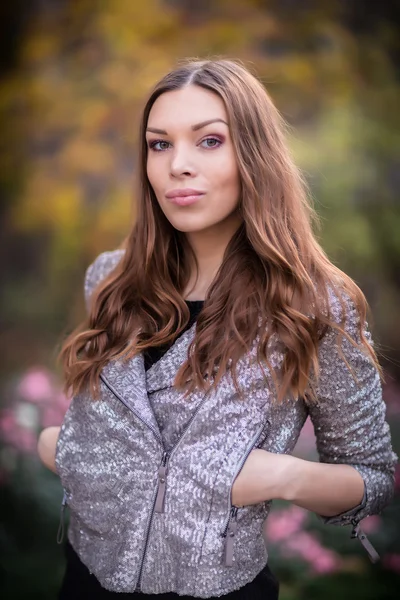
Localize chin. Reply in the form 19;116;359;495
167;215;216;233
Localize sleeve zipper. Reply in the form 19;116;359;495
351;519;380;563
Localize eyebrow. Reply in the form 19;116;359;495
146;118;228;135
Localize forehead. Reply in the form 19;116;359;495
147;85;227;129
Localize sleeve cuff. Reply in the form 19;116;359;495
319;484;368;526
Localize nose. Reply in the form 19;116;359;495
170;144;197;178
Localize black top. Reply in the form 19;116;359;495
58;301;279;600
143;300;204;370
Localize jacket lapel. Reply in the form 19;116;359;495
98;322;197;439
145;322;197;394
100;352;161;440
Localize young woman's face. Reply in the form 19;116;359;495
146;85;241;234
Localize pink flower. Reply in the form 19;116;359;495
0;409;37;454
40;392;71;427
383;554;400;573
313;551;341;574
0;366;70;458
41;406;64;428
0;409;17;435
282;531;341;574
54;391;71;413
17;368;55;404
264;506;308;542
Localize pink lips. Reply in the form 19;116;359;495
165;188;205;206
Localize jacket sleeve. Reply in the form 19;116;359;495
83;249;125;313
307;289;397;526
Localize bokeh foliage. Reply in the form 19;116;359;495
1;0;399;376
0;1;399;599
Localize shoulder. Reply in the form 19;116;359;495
317;281;372;352
325;283;361;333
84;249;125;309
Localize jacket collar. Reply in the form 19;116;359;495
145;322;197;393
99;322;198;440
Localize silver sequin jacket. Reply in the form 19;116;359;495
55;249;397;597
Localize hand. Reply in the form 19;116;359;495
231;448;294;507
37;426;60;474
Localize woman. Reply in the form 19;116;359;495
38;58;396;599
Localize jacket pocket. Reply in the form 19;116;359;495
55;421;126;543
56;476;124;544
220;417;271;566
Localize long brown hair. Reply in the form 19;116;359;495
59;58;380;402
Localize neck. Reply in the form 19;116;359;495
183;213;242;300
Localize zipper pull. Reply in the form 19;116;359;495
254;419;271;449
57;490;68;545
224;507;239;567
351;520;380;563
154;452;170;513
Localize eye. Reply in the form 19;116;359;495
200;137;222;149
149;140;171;152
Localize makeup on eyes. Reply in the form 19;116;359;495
147;134;225;152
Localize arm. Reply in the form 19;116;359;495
37;426;60;474
36;256;102;475
36;251;125;475
36;258;97;476
276;455;365;516
302;292;397;526
233;292;397;523
231;450;366;517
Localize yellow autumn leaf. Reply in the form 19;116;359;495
59;138;115;175
12;174;82;232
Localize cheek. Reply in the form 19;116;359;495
146;163;155;189
146;158;163;193
212;157;240;201
210;146;239;184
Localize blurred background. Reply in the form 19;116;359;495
0;1;399;598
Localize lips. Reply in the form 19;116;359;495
165;188;205;206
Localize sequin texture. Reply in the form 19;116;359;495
55;250;397;597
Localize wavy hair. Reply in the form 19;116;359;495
59;58;381;402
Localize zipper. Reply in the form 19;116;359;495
221;418;271;534
134;389;213;591
351;519;380;563
134;462;164;592
57;489;68;545
223;507;239;567
61;374;211;591
154;451;170;513
136;446;172;591
254;418;271;450
99;374;163;446
220;418;271;567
